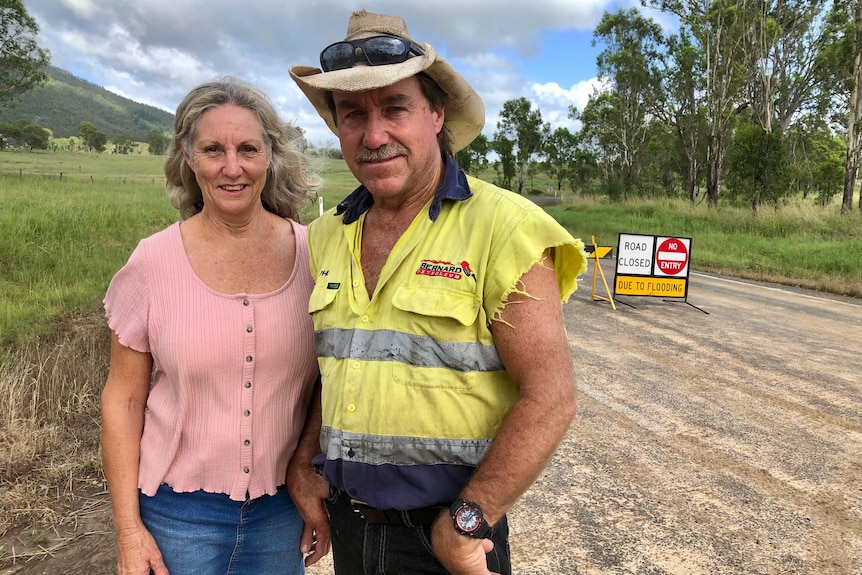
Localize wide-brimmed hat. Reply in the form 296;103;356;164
289;10;484;153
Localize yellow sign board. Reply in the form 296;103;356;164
615;275;687;297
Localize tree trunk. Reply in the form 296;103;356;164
844;0;862;212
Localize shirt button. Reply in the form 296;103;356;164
243;299;249;306
243;467;250;474
352;280;360;287
246;355;253;362
347;403;356;412
353;361;360;370
361;315;369;323
244;439;251;446
244;381;252;388
243;410;250;417
246;326;253;333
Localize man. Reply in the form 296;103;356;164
287;10;587;575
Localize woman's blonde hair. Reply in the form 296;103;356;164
165;77;321;220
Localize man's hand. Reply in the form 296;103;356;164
430;513;498;575
286;460;331;567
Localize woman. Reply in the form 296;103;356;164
101;77;321;575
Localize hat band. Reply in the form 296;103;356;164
320;35;425;72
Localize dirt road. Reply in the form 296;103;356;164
3;261;861;574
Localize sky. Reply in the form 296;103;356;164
24;0;668;148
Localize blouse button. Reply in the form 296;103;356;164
244;439;251;446
243;410;250;417
243;299;249;306
246;355;253;362
246;326;253;333
244;381;252;388
243;467;250;474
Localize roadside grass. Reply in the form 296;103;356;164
0;148;859;539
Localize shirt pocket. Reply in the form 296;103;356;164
388;283;483;391
308;280;339;315
391;283;481;327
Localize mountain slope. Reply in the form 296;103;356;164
0;66;174;141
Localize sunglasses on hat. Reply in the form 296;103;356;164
320;35;425;72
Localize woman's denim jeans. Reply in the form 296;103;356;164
326;488;511;575
139;483;304;575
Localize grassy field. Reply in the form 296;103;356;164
0;147;860;541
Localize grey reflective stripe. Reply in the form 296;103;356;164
315;328;503;372
321;426;491;467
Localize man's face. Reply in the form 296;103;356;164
332;76;445;203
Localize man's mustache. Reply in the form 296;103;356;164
355;143;409;163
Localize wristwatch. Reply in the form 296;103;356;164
449;499;492;539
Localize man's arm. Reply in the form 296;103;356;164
431;249;577;574
286;380;332;567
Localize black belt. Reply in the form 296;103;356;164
350;500;447;527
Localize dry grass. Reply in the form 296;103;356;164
0;304;108;537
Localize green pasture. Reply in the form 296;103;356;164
0;148;860;348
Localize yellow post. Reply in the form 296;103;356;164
589;235;616;310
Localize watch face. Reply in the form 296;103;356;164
456;506;481;532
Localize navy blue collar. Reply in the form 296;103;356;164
335;155;472;224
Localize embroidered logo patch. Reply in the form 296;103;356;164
416;260;477;281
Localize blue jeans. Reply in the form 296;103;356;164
326;488;511;575
139;484;304;575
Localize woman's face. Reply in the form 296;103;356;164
184;104;271;220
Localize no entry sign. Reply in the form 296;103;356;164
654;237;690;277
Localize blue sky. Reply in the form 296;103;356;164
24;0;663;147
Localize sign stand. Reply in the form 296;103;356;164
588;236;615;310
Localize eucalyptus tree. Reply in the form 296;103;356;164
0;0;50;108
643;0;750;208
494;97;549;194
820;0;862;212
652;29;709;203
739;0;830;134
543;127;579;193
455;132;490;177
591;8;665;198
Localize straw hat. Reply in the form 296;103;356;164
289;10;485;153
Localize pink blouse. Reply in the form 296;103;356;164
103;220;318;501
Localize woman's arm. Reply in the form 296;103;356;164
101;331;168;575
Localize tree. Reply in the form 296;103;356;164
2;118;49;150
79;121;106;153
0;0;50;108
112;132;137;154
455;133;490;177
494;97;549;194
491;135;516;191
821;0;862;212
725;122;789;211
592;8;665;198
644;0;751;208
543;127;579;193
146;128;170;155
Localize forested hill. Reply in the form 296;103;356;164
0;66;174;141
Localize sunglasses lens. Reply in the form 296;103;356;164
321;42;356;71
362;36;409;66
319;36;423;72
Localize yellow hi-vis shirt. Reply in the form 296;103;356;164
307;170;586;510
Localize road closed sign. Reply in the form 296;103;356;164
614;233;693;300
616;234;655;275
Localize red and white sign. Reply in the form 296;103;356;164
654;237;690;276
